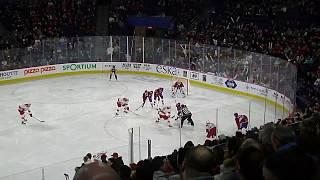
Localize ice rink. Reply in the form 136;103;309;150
0;74;283;179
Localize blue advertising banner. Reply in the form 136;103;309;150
128;16;175;29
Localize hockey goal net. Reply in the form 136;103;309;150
171;76;189;96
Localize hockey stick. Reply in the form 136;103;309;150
32;116;45;122
129;110;142;116
135;104;143;111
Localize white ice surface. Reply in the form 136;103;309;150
0;74;283;179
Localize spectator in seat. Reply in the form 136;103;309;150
86;153;93;163
152;156;167;180
153;154;179;180
184;141;195;150
227;136;244;157
75;153;94;173
73;161;121;180
215;157;240;180
181;145;217;180
298;115;320;159
119;165;131;180
271;126;296;151
259;122;275;156
109;152;124;174
101;154;108;164
236;139;264;180
134;159;154;180
263;147;319;180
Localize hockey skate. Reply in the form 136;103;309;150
21;119;27;125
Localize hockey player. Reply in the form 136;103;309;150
142;90;153;108
18;103;32;124
153;87;164;106
116;98;129;115
156;106;173;127
176;104;194;127
175;103;183;114
172;81;185;97
206;121;217;138
234;113;249;130
109;65;117;80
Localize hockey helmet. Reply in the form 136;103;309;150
145;90;148;93
181;104;186;108
25;103;31;107
176;103;181;108
234;113;238;117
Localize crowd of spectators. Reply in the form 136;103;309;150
74;113;320;180
0;0;96;48
107;0;208;37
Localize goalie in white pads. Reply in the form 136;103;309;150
172;81;185;97
116;98;129;115
156;106;173;127
18;103;33;124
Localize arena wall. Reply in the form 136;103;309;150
0;62;292;113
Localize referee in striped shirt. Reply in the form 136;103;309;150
179;104;194;127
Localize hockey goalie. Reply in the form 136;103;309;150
156;106;173;127
116;98;129;115
206;121;217;139
172;80;186;98
18;103;33;124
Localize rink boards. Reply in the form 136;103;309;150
0;62;293;113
